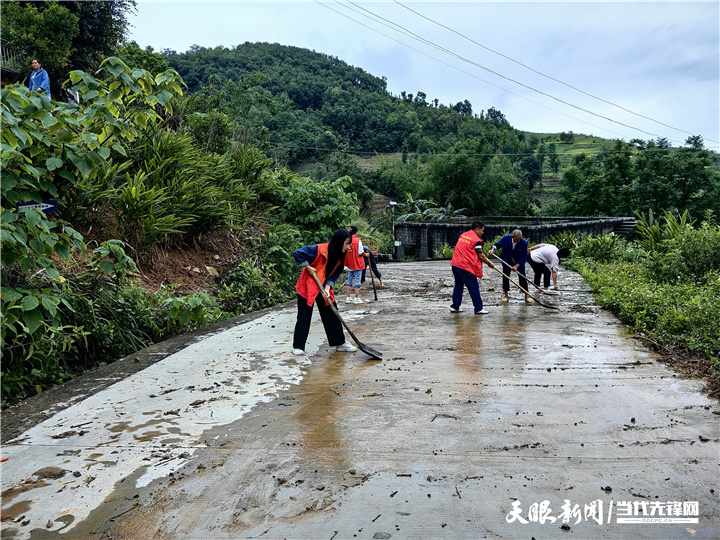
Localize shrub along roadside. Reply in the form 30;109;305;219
1;56;368;408
568;259;720;361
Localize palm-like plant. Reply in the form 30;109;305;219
635;209;694;251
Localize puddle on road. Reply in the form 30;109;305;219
1;499;32;523
296;356;350;470
0;310;311;539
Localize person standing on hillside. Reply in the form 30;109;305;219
291;228;357;356
488;229;532;303
527;243;571;290
28;59;51;99
344;225;365;304
450;221;495;315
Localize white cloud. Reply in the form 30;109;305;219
129;1;720;149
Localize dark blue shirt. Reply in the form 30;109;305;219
293;245;344;286
492;234;528;265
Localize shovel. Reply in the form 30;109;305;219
489;253;590;294
487;264;559;310
489;253;558;295
369;266;379;301
312;274;383;360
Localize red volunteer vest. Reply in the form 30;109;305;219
344;235;364;270
451;229;484;278
295;243;338;306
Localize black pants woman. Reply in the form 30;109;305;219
528;252;552;288
291;229;357;355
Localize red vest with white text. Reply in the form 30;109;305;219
344;235;364;270
295;243;337;306
451;230;484;278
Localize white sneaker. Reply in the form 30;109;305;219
345;297;353;304
335;342;357;353
292;348;305;355
353;297;363;304
475;309;489;315
449;307;463;313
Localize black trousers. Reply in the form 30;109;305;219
293;293;345;350
528;253;551;288
501;258;528;293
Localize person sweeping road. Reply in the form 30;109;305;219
527;243;571;290
291;229;358;356
488;229;533;304
344;225;366;304
449;221;495;315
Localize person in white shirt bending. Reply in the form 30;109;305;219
527;244;571;290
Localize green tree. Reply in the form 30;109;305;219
58;1;136;73
1;57;184;401
516;155;542;190
560;137;720;216
547;143;560;176
0;1;79;73
115;40;169;74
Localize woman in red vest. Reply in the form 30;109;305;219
450;221;495;314
344;225;366;304
292;229;358;355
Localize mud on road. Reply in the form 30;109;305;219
1;261;718;539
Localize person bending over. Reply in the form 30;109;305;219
292;229;358;355
488;229;532;303
527;243;571;290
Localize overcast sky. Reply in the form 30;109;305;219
128;1;720;151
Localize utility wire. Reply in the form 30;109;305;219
338;0;672;142
314;0;631;141
393;0;716;144
265;140;705;159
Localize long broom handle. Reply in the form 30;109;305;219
369;263;378;300
489;252;592;294
486;263;559;310
310;272;361;344
488;252;547;294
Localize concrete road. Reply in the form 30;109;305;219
1;261;718;539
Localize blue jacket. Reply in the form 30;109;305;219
29;67;51;98
493;234;528;266
293;244;344;287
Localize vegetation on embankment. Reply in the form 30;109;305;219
554;212;720;394
2;16;719;407
0;58;362;407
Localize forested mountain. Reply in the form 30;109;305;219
166;42;526;156
165;42;719;219
165;42;543;215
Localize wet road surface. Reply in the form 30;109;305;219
1;261;718;539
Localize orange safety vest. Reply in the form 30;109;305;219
295;243;338;306
344;235;365;270
451;229;484;278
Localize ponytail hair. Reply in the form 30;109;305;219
326;229;351;275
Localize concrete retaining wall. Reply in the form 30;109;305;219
394;216;634;260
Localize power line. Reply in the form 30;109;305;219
393;0;715;143
264;140;709;159
319;1;716;147
314;0;631;141
337;0;673;142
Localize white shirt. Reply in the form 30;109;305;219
530;244;560;273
